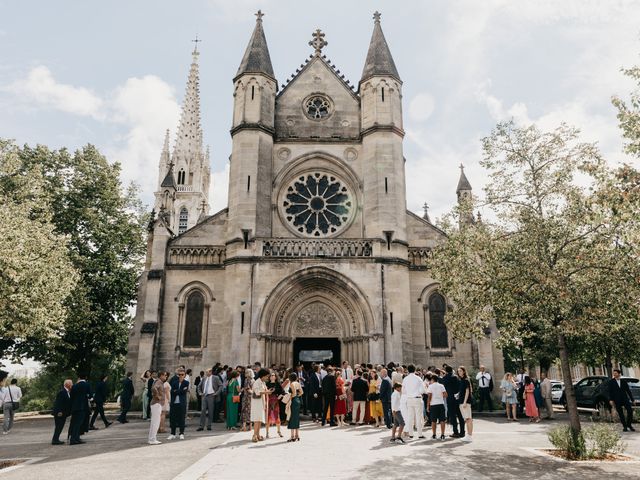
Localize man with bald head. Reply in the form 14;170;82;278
51;379;73;445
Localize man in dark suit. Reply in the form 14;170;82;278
168;368;190;439
608;369;636;432
442;366;465;438
321;367;337;426
89;374;112;429
350;370;369;425
117;371;134;424
379;368;393;429
307;364;323;422
146;371;156;419
69;373;91;444
51;379;72;445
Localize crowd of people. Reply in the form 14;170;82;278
0;362;635;444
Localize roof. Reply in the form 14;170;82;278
360;16;400;84
160;165;177;189
456;167;472;193
235;16;275;81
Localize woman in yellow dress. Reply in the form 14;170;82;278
368;370;384;427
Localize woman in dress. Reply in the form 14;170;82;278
140;370;150;420
251;368;270;442
368;371;384;427
500;372;518;421
523;376;540;422
226;370;241;430
334;368;347;426
240;368;254;431
287;372;303;442
159;371;171;433
265;372;284;438
457;366;474;442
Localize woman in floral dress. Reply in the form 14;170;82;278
334;368;347;426
265;372;284;438
240;368;254;431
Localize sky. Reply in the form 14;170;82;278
1;0;640;222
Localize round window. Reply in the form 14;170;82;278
282;172;354;237
304;95;332;120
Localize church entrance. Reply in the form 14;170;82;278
293;337;341;368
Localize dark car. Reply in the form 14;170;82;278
560;375;640;411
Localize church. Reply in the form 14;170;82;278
126;12;504;380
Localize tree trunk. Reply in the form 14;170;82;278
539;357;551;376
557;332;581;433
604;351;613;378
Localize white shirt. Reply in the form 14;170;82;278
203;375;214;395
476;371;492;388
320;368;327;379
426;382;446;406
516;373;526;386
391;371;403;386
342;367;353;381
401;373;425;398
391;390;402;411
1;385;23;404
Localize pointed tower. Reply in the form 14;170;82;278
227;10;277;244
456;164;474;227
166;41;210;234
360;11;406;244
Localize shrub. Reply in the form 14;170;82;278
548;425;586;460
548;424;626;460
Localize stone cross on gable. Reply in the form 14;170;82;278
309;28;327;55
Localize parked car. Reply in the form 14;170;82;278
550;381;564;404
560;375;640;411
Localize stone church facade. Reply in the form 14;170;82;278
126;12;504;380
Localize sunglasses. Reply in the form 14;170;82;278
179;374;185;377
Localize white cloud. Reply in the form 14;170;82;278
7;66;104;118
408;93;435;122
210;163;230;213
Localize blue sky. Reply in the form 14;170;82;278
1;0;639;221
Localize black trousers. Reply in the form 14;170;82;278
90;402;109;427
69;410;86;442
382;401;392;428
446;398;465;435
118;397;131;422
170;403;186;435
310;394;323;419
322;395;335;424
614;401;633;429
52;415;68;443
478;388;493;411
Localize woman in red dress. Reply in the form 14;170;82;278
334;368;347;426
265;372;284;437
523;376;540;423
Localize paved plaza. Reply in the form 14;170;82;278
1;413;639;479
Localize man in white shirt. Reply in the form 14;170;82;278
197;369;215;431
341;361;353;382
401;365;425;439
426;375;448;440
390;383;405;443
391;366;404;386
1;379;23;434
475;365;494;411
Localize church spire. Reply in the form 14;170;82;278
361;11;400;84
173;44;203;159
161;129;170;165
456;163;472;195
235;10;275;81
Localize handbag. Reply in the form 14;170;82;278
232;395;241;403
367;393;380;402
8;387;19;411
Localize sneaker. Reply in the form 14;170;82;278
390;437;396;443
2;431;8;435
179;434;185;440
196;427;204;431
449;433;461;438
167;435;176;440
461;435;472;442
418;435;425;439
397;437;406;444
440;434;445;441
148;440;162;445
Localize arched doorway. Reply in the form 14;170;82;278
257;267;376;366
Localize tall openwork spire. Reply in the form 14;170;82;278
361;11;400;83
235;10;275;80
160;129;170;165
173;43;203;159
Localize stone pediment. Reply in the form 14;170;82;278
406;210;446;248
170;208;228;247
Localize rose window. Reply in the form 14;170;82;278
283;173;353;237
305;96;331;120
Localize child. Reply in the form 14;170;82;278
390;383;405;443
426;375;448;440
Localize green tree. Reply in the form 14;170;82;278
431;122;640;442
612;65;640;157
0;140;77;359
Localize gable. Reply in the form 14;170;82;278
406;210;446;248
275;57;360;140
170;208;228;246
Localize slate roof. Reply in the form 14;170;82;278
360;18;400;83
236;18;275;80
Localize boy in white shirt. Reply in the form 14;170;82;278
426;375;448;440
390;383;405;444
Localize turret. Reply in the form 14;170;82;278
456;164;474;227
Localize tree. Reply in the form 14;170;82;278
431;122;640;443
0;140;77;359
5;143;148;375
612;65;640;157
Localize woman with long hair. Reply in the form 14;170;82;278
334;368;347;426
368;370;384;427
140;370;150;420
500;372;518;421
265;371;284;438
524;376;540;423
159;371;171;433
287;372;303;442
457;366;474;442
240;368;254;431
226;371;241;430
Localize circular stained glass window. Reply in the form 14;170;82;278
304;95;331;120
282;172;353;237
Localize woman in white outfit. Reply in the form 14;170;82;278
251;368;270;443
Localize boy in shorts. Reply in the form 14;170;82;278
426;375;448;440
390;383;405;443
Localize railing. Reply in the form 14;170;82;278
168;246;226;266
263;239;372;257
408;247;432;268
176;185;194;192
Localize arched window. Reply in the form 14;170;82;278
177;168;186;185
178;207;188;234
429;293;448;348
183;290;204;348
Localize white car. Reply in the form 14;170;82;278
551;381;564;403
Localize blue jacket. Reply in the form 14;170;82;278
379;377;392;403
169;377;190;406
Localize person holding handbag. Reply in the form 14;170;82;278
334;368;347;427
250;369;270;442
286;372;303;442
368;371;384;428
2;379;22;435
226;370;241;430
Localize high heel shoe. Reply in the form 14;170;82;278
278;431;283;437
296;437;300;441
287;438;295;442
251;435;258;443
